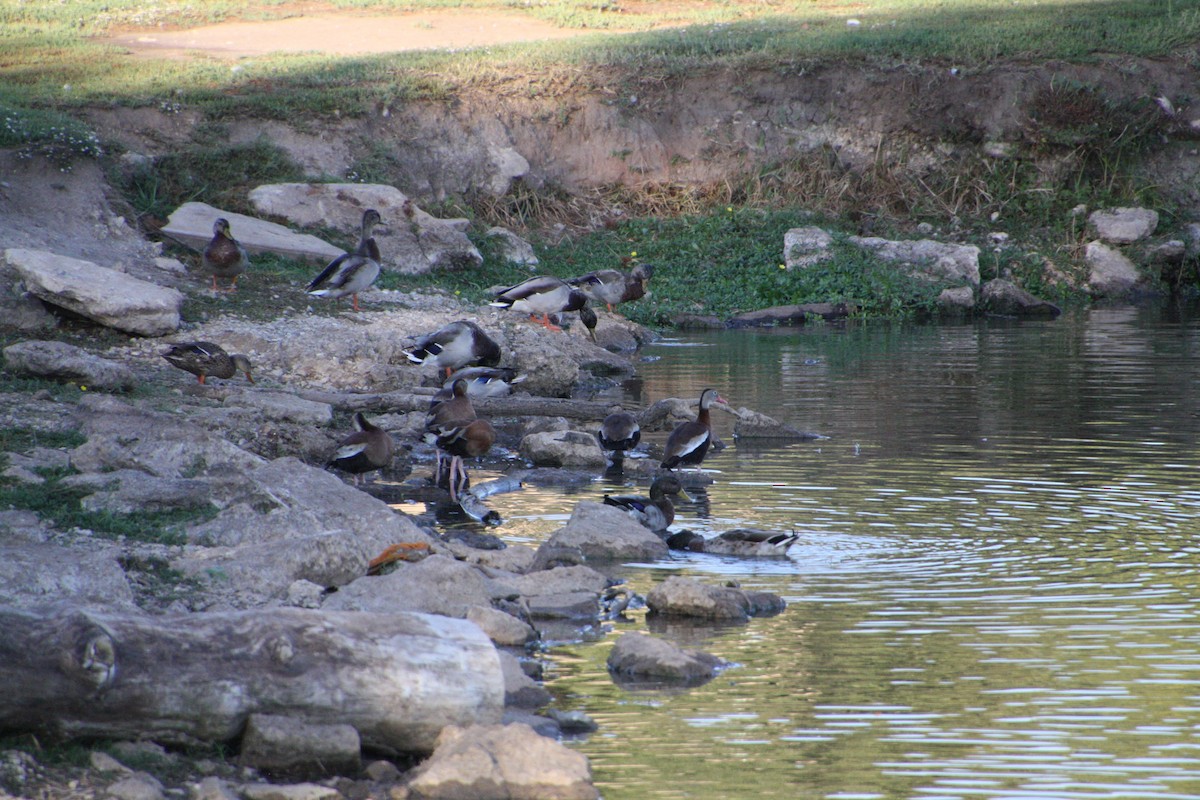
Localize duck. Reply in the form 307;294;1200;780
490;276;590;332
666;528;799;557
442;366;526;400
304;209;383;312
568;262;654;312
424;378;478;495
162;342;253;385
597;410;641;460
602;474;683;532
327;412;394;485
435;417;496;503
202;218;251;292
404;320;502;377
661;388;725;471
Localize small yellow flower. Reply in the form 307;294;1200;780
779;263;786;270
727;206;733;212
80;385;88;391
630;251;638;258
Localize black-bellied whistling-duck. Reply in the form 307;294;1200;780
162;342;253;385
597;411;641;460
490;276;589;332
424;378;476;498
568;262;653;313
602;474;683;532
442;366;525;399
305;209;383;312
404;320;501;377
667;528;799;557
327;412;394;485
436;417;496;503
202;218;251;292
660;388;725;471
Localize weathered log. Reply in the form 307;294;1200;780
295;388;619;421
0;604;503;754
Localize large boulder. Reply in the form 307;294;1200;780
246;183;482;274
606;632;727;685
160;203;342;263
3;340;137;391
980;279;1062;317
4;248;183;336
321;555;495;618
0;543;135;609
519;430;607;468
1084;241;1141;297
406;723;598;800
646;576;786;622
782;226;834;269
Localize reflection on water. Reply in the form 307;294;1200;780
461;306;1200;799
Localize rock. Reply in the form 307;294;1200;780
606;632;727;684
61;469;213;514
519;430;607;468
4;248;183;336
538;502;669;563
730;406;820;440
2;340;136;391
728;303;851;327
980;279;1061;317
1088;207;1159;243
544;709;599;735
161;203;343;263
646;576;786;622
239;713;361;778
487;227;539;267
937;285;976;313
0;542;135;609
671;313;726;329
247;183;482;274
322;555;493;618
782;226;834;269
406;722;598;800
505;565;613;599
223;391;334;426
1146;240;1187;265
0;510;55;543
1084;241;1141;297
240;783;343;800
467;605;536;647
485;145;532;197
847;236;981;285
105;773;165;800
506;334;581;397
192;777;241;800
90;751;131;774
284;580;326;609
71;395;265;480
524;591;602;622
2;465;43;485
498;651;552;710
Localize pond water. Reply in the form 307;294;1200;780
463;305;1200;799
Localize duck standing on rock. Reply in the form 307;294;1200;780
667;528;799;557
490;276;590;333
602;474;683;533
597;410;641;462
327;412;394;485
305;209;383;312
568;261;654;313
202;218;251;292
404;320;502;377
661;388;725;471
162;342;253;385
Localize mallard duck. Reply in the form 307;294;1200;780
667;528;799;557
602;474;683;532
327;412;394;485
404;320;501;377
436;417;496;503
568;262;654;312
305;209;383;312
661;388;725;471
162;342;253;385
490;276;589;332
597;411;641;459
443;366;525;399
202;218;251;292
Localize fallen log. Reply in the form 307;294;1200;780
0;604;503;754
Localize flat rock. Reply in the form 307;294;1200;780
2;340;136;391
783;226;834;269
223;390;334;426
646;575;786;622
407;722;598;800
848;236;981;285
538;502;669;563
322;554;493;618
0;542;135;609
519;430;608;468
1084;240;1141;297
161;202;343;263
981;279;1062;317
4;248;183;336
61;469;213;514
